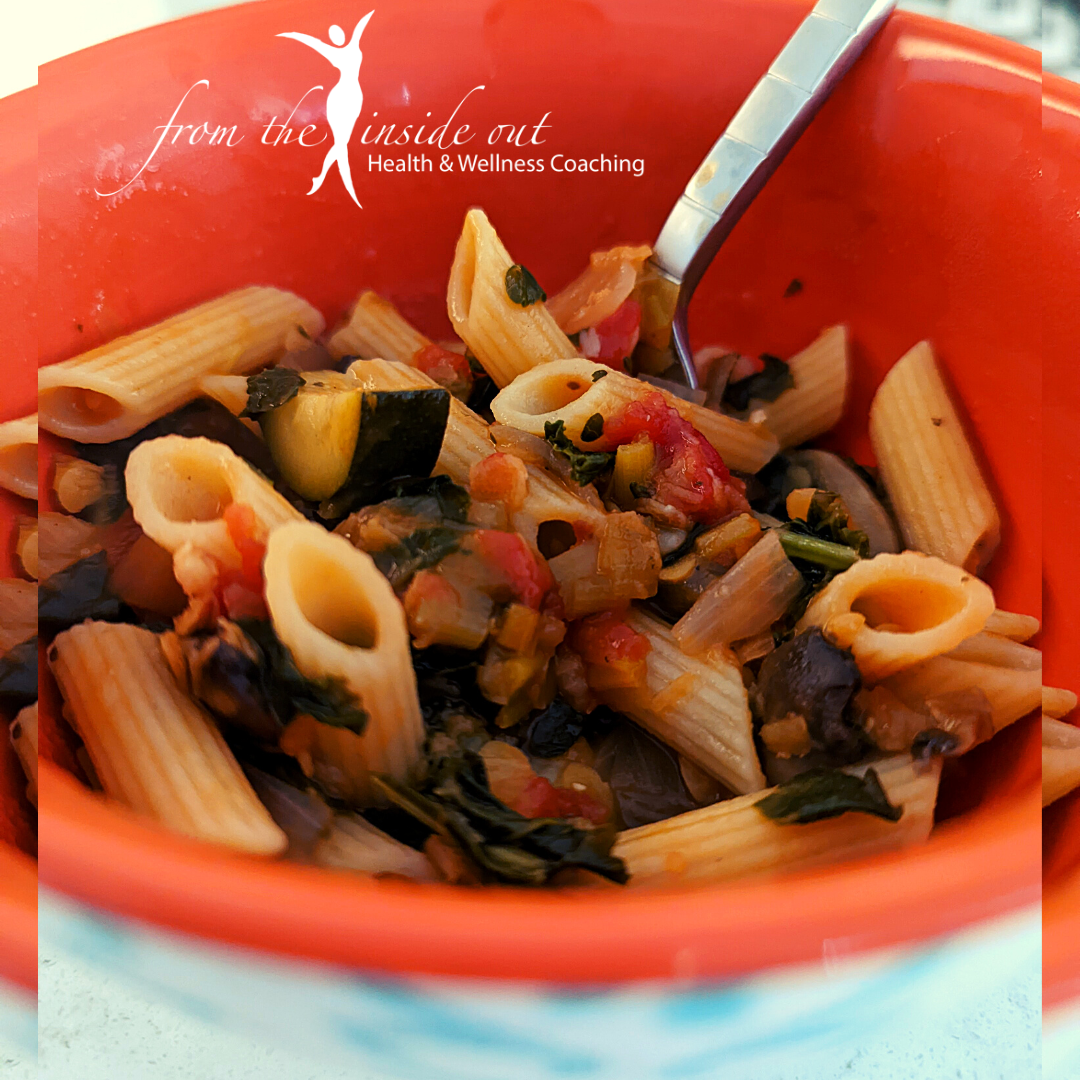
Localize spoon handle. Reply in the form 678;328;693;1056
653;0;896;388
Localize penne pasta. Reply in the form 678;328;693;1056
314;812;438;881
882;655;1040;732
869;341;1000;574
1043;716;1080;806
327;290;431;364
264;521;425;801
1044;686;1078;720
39;287;325;442
48;621;287;854
984;608;1040;642
613;754;940;887
491;358;779;473
602;608;766;795
447;208;579;387
0;413;38;500
9;701;37;807
126;435;301;566
674;531;803;654
798;551;995;681
758;326;849;449
945;632;1040;671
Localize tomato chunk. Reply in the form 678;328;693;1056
569;609;650;692
413;343;474;400
603;392;748;524
219;503;268;618
471;529;554;609
512;774;610;825
580;298;641;372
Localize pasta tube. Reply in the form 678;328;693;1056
869;341;1000;573
882;656;1040;732
39;287;325;442
984;609;1039;642
126;435;301;565
447;208;579;387
491;358;779;473
797;551;995;681
314;813;437;880
674;531;803;654
9;702;37;807
613;754;940;887
603;608;766;795
1043;716;1080;806
327;290;430;364
758;326;849;449
48;621;287;854
1044;686;1078;719
264;521;424;799
945;632;1040;671
0;414;37;500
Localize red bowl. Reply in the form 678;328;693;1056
1041;70;1080;1013
0;85;37;997
33;0;1046;985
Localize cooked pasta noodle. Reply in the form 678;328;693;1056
327;290;430;364
264;521;425;798
314;813;437;880
984;609;1040;642
0;414;37;500
447;208;578;387
1044;686;1078;719
1043;716;1080;806
613;754;939;886
126;435;301;565
491;358;779;473
869;341;1000;573
758;326;848;449
9;702;37;807
39;287;324;442
48;621;287;854
945;632;1040;671
602;608;765;795
798;552;995;681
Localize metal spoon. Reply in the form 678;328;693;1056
651;0;896;389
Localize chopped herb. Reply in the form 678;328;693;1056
783;278;803;298
591;369;608;382
385;474;471;523
629;481;652;500
660;521;707;568
723;354;795;411
777;490;868;596
317;389;451;520
241;367;305;417
38;551;123;629
236;618;368;734
505;264;547;307
296;324;311;340
543;419;616;486
372;526;465;591
373;752;628;885
580;412;605;443
567;331;581;347
0;638;37;708
755;767;902;824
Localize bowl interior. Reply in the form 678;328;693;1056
34;0;1046;983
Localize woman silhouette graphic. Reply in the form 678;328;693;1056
278;11;374;208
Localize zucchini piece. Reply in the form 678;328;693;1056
260;372;362;500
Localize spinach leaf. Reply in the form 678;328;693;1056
723;354;795;411
0;638;37;708
385;474;471;523
755;767;901;824
318;389;451;521
580;412;605;443
505;264;546;307
591;369;609;382
804;490;870;557
373;752;628;885
372;526;464;591
241;368;304;417
38;551;123;629
543;420;616;486
235;618;368;734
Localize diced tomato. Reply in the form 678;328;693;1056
471;529;554;610
512;774;610;825
602;392;748;525
579;298;641;373
469;452;528;510
413;343;474;400
219;503;268;618
568;609;650;692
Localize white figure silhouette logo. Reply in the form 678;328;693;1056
277;11;374;208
